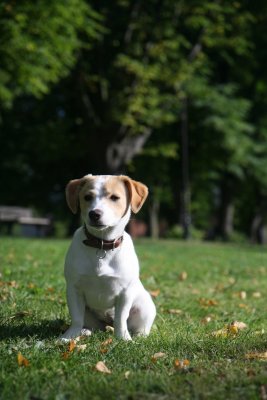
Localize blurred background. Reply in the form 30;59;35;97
0;0;267;243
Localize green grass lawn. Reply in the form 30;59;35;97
1;237;267;399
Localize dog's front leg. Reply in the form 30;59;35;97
60;284;86;341
114;291;132;341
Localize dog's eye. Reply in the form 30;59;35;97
84;194;93;201
110;195;120;202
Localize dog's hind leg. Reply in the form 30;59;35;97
127;292;156;336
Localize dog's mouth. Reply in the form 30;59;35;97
88;222;108;229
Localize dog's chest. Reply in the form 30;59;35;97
71;251;131;309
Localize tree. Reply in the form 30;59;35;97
0;0;102;108
1;0;267;243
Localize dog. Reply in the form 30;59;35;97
60;174;156;341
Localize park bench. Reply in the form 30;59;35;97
0;206;52;237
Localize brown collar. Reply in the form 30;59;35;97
83;225;123;250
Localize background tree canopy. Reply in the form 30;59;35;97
1;0;267;242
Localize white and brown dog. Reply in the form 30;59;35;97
60;174;156;341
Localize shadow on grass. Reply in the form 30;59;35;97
0;319;65;340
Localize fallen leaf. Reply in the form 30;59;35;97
254;329;265;336
76;344;87;352
228;277;236;285
68;339;76;352
238;303;250;309
199;298;218;307
252;292;261;298
100;338;113;354
17;352;30;367
95;361;111;374
212;321;247;337
125;371;131;379
8;281;19;288
230;321;247;330
211;327;228;338
179;271;187;281
239;291;247;299
105;325;114;333
151;352;166;362
149;289;160;298
201;316;212;324
62;352;69;360
100;347;108;354
245;351;267;360
174;359;190;370
167;309;183;315
101;338;113;346
228;325;238;335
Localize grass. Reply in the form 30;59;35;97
1;237;267;399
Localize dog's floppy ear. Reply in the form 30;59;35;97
120;176;148;213
65;179;82;214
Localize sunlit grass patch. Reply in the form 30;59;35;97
0;237;267;399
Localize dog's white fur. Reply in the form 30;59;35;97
60;174;156;341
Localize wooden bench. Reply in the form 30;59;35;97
0;206;52;237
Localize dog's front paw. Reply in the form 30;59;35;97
115;329;132;341
59;326;91;342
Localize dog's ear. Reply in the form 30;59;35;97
120;176;148;213
65;179;83;214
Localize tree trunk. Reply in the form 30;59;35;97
149;196;160;239
250;214;266;244
205;177;235;241
180;97;191;239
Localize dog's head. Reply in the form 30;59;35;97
65;174;148;231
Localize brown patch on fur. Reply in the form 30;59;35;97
119;176;148;213
102;177;129;218
66;174;95;214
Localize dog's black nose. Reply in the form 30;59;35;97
89;209;103;223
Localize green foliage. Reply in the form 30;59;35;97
0;0;103;106
1;0;267;239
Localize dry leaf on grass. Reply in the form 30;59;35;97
239;291;247;299
149;289;160;298
125;371;131;379
167;309;183;315
174;359;190;370
76;344;87;352
201;316;212;324
199;298;218;307
8;280;19;288
231;321;247;330
101;338;113;346
68;339;76;352
17;352;30;367
95;361;111;374
100;338;113;354
151;352;166;362
238;303;250;310
211;321;247;337
105;325;114;333
252;292;261;298
245;351;267;360
179;271;187;281
62;339;76;359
